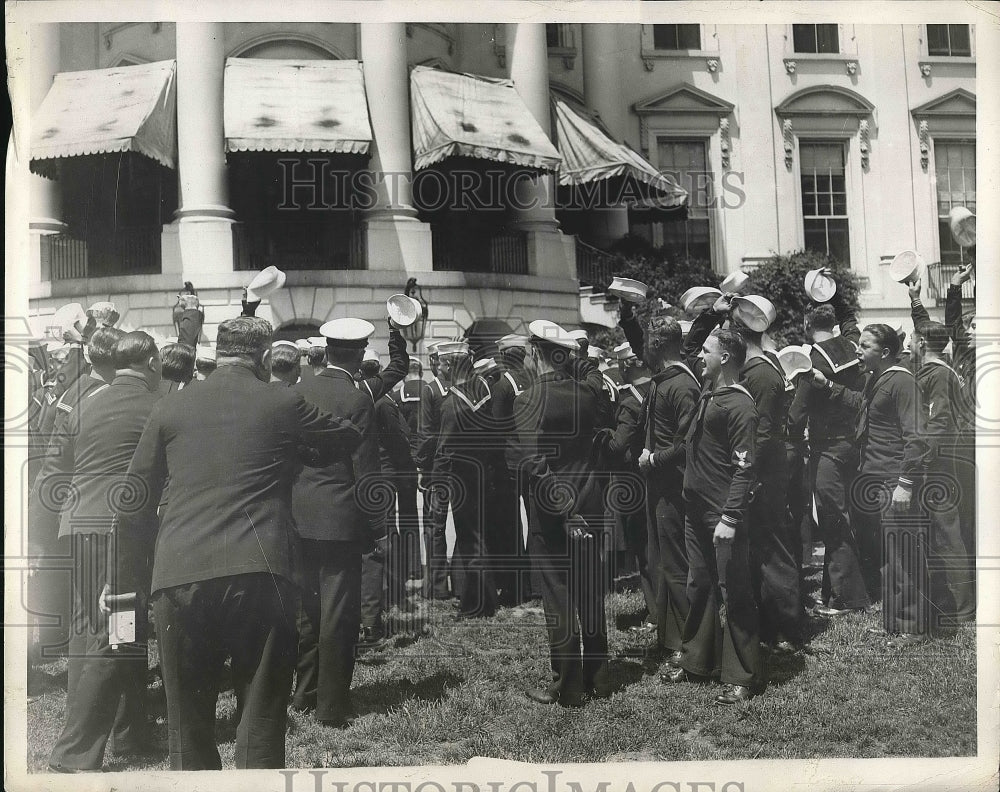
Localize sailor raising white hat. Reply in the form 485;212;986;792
246;266;287;302
436;340;471;357
87;301;121;328
363;348;381;364
319;318;375;348
527;320;579;350
497;333;530;351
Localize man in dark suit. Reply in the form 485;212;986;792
32;331;160;772
158;342;196;396
269;341;302;388
112;317;362;769
290;318;383;726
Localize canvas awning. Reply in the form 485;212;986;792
410;66;562;172
553;99;687;208
30;60;177;178
224;58;372;155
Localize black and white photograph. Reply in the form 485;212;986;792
4;2;998;790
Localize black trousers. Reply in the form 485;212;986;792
449;462;498;617
679;496;762;690
152;572;297;769
394;473;423;581
613;472;656;621
48;534;147;771
646;481;688;653
361;536;387;631
422;476;451;598
293;539;363;720
747;465;804;645
487;472;527;606
812;446;870;609
528;502;610;699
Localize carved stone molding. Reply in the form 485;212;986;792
719;118;731;169
920;63;932;78
103;22;162;51
783;119;794;169
639;116;650;157
642;57;655;72
859;119;870;170
845;60;858;75
918;120;930;171
783;59;797;75
706;58;720;73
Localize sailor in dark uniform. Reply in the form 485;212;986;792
390;357;426;588
788;291;870;614
415;342;453;599
667;328;762;705
490;334;533;605
517;321;609;706
809;324;932;643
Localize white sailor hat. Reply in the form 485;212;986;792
49;302;88;342
527;320;579;350
246;266;287;302
272;340;300;352
731;295;777;333
613;342;637;362
426;341;443;356
87;301;120;327
319;318;375;348
363;348;381;363
473;357;498;374
307;336;326;348
497;333;530;350
196;346;216;363
587;346;605;359
566;329;589;343
295;338;312;352
436;340;471;357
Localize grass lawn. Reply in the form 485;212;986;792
25;583;977;771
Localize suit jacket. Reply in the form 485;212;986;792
30;374;161;541
292;366;381;545
117;364;362;594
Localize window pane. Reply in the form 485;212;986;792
815;173;831;193
831;175;846;194
793;24;817;53
832;193;847;215
801;174;815;193
817;24;840;54
546;24;560;48
927;24;949;56
801;193;816;216
677;24;701;50
827;219;851;265
816;193;832;216
804;219;828;254
949;24;971;56
653;25;679;50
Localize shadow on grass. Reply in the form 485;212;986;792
605;658;646;693
353;671;463;717
28;666;68;698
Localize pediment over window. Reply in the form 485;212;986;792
775;85;874;118
633;82;734;117
911;88;976;119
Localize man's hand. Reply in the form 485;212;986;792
951;262;974;286
179;293;201;311
713;520;736;545
908;278;922;300
891;484;912;512
712;293;734;314
638;448;653;473
809;368;830;389
99;583;111;615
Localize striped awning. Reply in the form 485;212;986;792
553;99;687;208
410;66;562;172
30;60;177;178
224;58;372;155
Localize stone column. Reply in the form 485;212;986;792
173;21;235;282
582;23;629;249
29;23;66;288
506;23;573;279
360;22;432;272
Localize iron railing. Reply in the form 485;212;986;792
232;220;366;271
431;227;528;275
41;227;161;280
575;239;615;291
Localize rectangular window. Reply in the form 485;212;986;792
652;24;701;51
800;142;850;266
935;140;976;267
546;24;560;48
792;24;840;54
927;24;972;57
656;139;712;264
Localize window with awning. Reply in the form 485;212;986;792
29;59;177;179
410;65;562;172
223;58;372;154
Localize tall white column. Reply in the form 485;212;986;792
505;23;573;278
582;23;629;248
29;24;66;288
360;22;432;272
174;21;234;281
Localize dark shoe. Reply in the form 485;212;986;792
526;687;559;705
813;604;853;617
664;650;684;669
357;626;387;652
319;713;355;728
662;666;709;684
714;684;755;705
771;640;800;655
